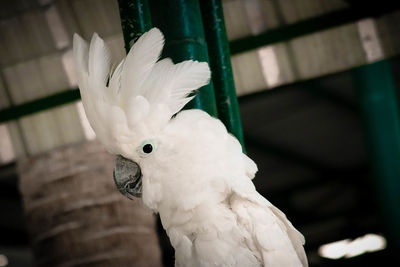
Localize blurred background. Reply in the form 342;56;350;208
1;0;400;266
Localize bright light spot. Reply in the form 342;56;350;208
44;6;69;49
318;234;387;260
257;46;281;88
244;0;268;35
45;5;70;49
0;124;16;163
319;239;351;260
346;234;387;258
357;19;384;62
0;254;8;266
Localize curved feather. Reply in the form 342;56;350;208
88;33;112;86
119;28;164;106
73;28;212;157
73;33;89;76
141;58;211;115
230;169;308;267
167;60;210;114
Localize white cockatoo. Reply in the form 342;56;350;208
73;28;307;267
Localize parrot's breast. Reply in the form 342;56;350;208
160;199;262;267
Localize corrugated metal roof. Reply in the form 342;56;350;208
0;0;399;157
0;0;124;157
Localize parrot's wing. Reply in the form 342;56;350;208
229;169;307;267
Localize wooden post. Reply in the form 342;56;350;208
18;141;162;267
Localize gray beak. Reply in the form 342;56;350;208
113;155;142;199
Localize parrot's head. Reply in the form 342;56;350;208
73;28;212;209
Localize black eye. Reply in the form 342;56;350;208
139;140;156;157
142;143;153;154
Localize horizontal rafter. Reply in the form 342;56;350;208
1;4;400;122
230;3;400;55
0;89;80;123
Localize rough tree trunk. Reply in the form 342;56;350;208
17;141;162;267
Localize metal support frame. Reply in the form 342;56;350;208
230;3;400;55
118;0;152;51
199;0;244;147
149;0;218;116
354;59;400;249
2;5;400;122
0;89;80;122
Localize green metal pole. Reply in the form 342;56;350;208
149;0;218;117
199;0;245;148
118;0;152;52
354;60;400;249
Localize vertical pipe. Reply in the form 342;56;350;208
116;3;165;266
199;0;245;148
118;0;152;52
149;0;218;116
355;59;400;249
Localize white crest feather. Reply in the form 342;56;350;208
119;28;164;105
73;28;211;155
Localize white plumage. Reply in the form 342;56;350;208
73;28;308;267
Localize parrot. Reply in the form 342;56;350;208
73;27;308;267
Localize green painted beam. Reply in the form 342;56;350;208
230;4;400;55
0;89;80;123
354;60;400;249
200;0;244;148
118;0;152;51
0;58;384;124
149;0;218;117
2;2;400;122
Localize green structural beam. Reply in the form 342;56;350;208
354;60;400;249
118;0;152;51
230;4;400;55
199;0;244;148
149;0;218;116
3;4;400;123
0;89;80;123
